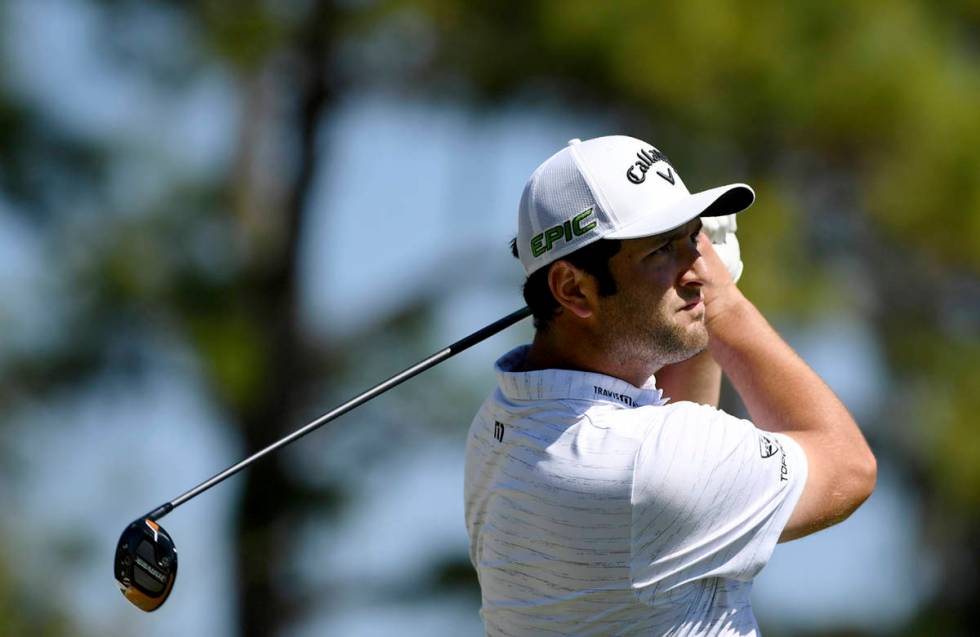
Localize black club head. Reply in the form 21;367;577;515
114;518;178;612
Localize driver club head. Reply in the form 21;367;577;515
114;518;178;612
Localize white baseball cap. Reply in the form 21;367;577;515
517;135;755;275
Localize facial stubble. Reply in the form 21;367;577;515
599;290;709;371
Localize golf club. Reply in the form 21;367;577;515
114;306;532;611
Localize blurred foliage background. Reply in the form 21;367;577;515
0;0;977;635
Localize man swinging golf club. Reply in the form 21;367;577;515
464;135;877;636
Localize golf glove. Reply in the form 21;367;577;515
701;214;743;283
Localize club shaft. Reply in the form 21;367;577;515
146;306;532;522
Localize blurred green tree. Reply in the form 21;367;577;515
394;0;980;633
0;1;499;634
0;1;379;635
2;0;979;636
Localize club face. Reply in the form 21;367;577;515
114;518;178;612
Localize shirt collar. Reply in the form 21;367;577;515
494;345;667;408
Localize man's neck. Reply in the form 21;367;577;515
522;327;659;388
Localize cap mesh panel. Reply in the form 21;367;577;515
525;151;599;231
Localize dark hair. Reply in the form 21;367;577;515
511;238;622;329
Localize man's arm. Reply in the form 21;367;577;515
696;233;877;542
655;351;721;407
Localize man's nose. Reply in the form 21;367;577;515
678;239;704;286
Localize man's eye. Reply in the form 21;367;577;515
652;242;674;256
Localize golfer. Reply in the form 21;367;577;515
464;135;876;636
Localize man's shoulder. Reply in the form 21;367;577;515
602;399;736;428
553;399;732;446
633;403;804;490
657;400;749;429
631;400;759;457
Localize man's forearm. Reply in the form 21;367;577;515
655;350;721;406
706;291;877;540
706;295;851;436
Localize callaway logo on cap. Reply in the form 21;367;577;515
517;135;756;275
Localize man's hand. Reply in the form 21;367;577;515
700;214;743;283
694;232;748;330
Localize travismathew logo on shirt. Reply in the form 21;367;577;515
593;385;636;407
626;147;675;185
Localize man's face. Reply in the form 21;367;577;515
594;219;708;368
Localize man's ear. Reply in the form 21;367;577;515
547;260;596;319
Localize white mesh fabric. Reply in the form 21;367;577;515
517;147;606;275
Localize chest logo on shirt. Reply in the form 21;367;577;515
493;421;505;443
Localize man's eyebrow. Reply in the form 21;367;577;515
652;219;703;244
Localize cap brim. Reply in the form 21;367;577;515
604;183;754;240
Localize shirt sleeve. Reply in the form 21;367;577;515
629;401;808;596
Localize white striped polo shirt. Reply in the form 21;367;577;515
464;346;808;636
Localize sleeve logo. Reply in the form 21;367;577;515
759;434;780;458
759;433;790;481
